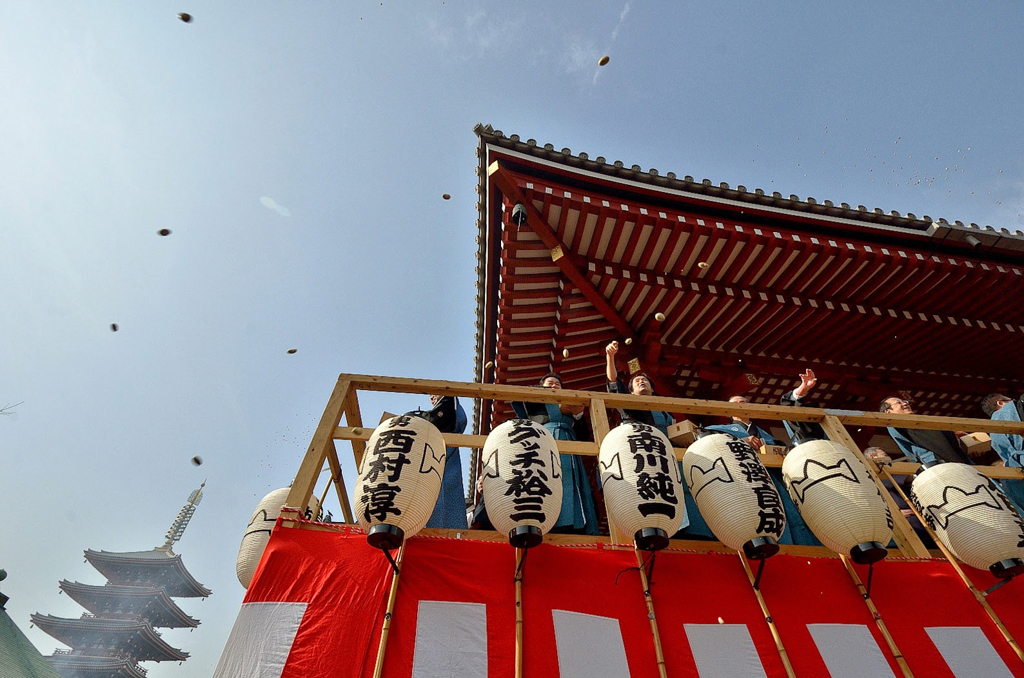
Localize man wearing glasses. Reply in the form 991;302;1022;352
879;396;971;466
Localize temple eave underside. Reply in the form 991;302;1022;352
473;129;1024;432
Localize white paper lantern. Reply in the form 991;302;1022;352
682;434;785;559
481;419;563;547
911;463;1024;578
236;487;321;588
355;414;446;550
782;441;893;564
599;422;685;550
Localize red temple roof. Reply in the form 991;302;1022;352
472;124;1024;433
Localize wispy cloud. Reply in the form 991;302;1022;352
426;18;453;47
463;9;522;53
592;2;630;84
562;37;600;75
611;3;630;41
260;196;292;217
426;6;522;57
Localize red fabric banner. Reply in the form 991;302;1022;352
230;526;1024;678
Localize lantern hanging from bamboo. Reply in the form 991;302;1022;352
236;487;321;588
599;421;685;551
782;440;893;564
910;463;1024;579
355;414;446;550
481;418;563;548
682;434;785;559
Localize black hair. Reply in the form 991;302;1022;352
981;393;1013;417
539;372;562;387
629;372;654;394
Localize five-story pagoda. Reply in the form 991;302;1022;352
32;484;210;678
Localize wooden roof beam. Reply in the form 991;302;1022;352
490;163;638;343
659;345;948;388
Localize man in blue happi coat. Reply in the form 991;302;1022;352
703;394;820;546
980;393;1024;514
511;373;599;535
414;394;470;530
604;341;694;535
879;396;971;466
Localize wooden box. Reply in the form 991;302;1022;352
666;420;698;446
759;444;788;457
960;432;992;455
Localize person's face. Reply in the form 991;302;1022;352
430;394;443;406
542;376;562;389
631;375;652;395
728;395;748;421
865;448;890;462
884;397;913;414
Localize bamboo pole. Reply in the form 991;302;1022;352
839;555;913;677
635;550;668;678
515;548;524;678
372;546;405;678
737;553;797;678
882;466;1024;663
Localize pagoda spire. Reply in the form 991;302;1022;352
161;481;205;550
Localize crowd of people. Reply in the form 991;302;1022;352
418;342;1024;546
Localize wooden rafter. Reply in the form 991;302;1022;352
489;162;638;343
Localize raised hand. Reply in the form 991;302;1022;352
605;341;620;381
794;368;816;398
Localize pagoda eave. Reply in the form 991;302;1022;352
47;654;147;678
58;580;199;628
31;614;188;662
83;550;211;598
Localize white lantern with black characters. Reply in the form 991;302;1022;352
355;414;446;550
481;419;562;548
682;434;785;559
236;487;321;589
782;441;893;564
910;462;1024;579
599;422;685;551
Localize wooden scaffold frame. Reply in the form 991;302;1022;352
278;372;1024;676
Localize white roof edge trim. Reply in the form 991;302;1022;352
484;143;934;240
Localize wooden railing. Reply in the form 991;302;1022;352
285;373;1024;559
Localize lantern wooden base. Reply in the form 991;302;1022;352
509;525;543;549
635;527;669;552
367;524;405;550
743;536;779;560
991;558;1024;580
850;541;887;565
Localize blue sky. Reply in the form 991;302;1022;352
2;2;1023;674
